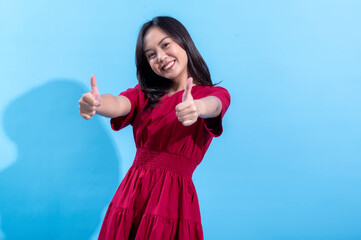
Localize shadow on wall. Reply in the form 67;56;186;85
0;80;119;239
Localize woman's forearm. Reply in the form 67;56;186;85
195;96;222;119
96;94;131;118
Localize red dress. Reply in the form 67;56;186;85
98;84;230;240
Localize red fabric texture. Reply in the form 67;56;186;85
99;84;230;240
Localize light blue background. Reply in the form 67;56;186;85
1;0;361;239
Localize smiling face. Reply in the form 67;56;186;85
143;27;189;84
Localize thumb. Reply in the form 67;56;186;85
182;77;193;102
90;74;101;102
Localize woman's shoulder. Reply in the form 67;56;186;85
118;84;146;102
193;84;230;97
120;84;142;95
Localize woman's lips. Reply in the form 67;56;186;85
162;60;175;71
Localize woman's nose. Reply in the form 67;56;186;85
157;50;167;63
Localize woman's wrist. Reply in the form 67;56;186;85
194;99;205;119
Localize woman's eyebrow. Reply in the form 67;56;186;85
144;37;169;53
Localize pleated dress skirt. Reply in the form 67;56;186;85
98;148;204;240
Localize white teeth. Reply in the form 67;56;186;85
163;61;175;70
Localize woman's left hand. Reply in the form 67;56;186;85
175;77;201;126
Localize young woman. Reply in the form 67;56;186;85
79;16;230;240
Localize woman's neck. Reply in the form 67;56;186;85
167;76;196;97
170;71;189;91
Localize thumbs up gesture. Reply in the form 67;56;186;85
78;75;101;120
175;77;200;126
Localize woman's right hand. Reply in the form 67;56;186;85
79;75;101;120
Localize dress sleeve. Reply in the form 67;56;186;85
201;86;231;137
110;84;140;131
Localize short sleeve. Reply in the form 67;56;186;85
202;86;231;137
110;85;140;131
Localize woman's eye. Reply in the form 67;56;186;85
163;43;169;48
148;53;155;59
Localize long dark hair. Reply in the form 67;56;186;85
136;16;214;109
